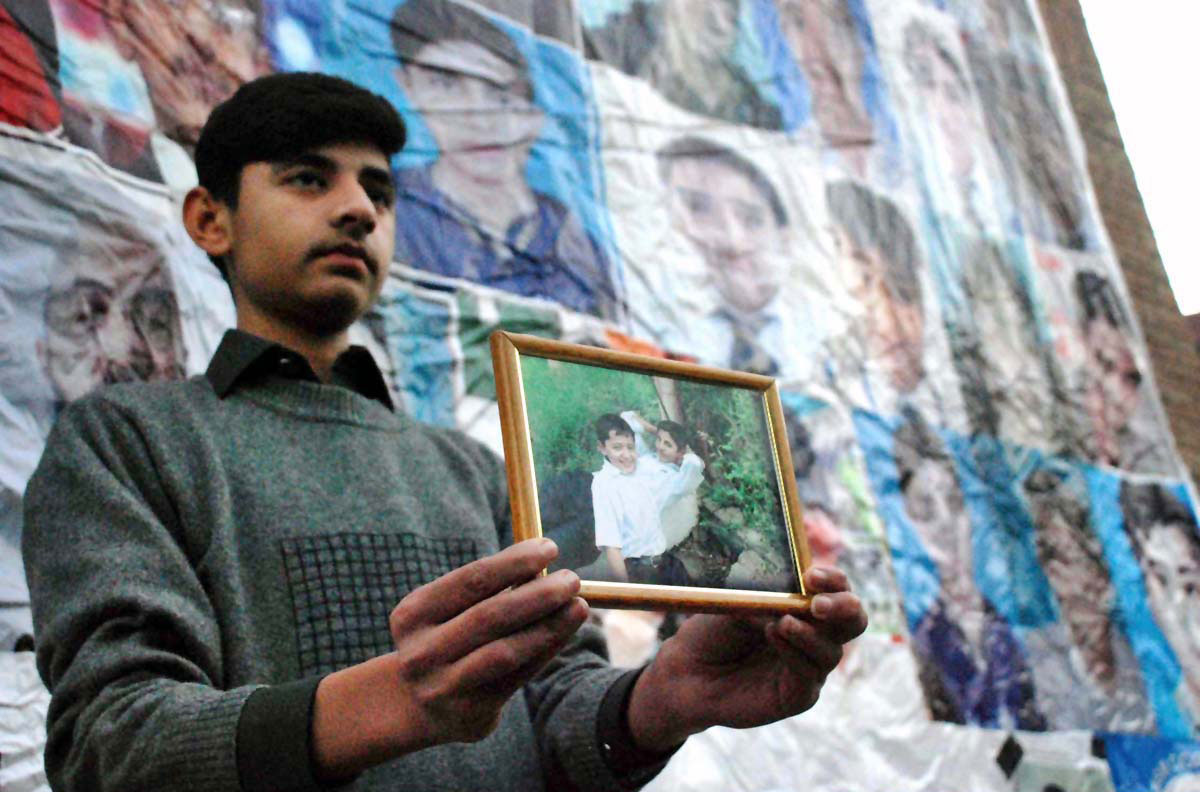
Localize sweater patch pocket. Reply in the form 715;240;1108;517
281;531;479;676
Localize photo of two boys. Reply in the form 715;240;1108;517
524;358;800;596
592;410;704;587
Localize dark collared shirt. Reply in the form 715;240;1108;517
205;329;394;411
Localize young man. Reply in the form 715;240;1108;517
23;72;865;792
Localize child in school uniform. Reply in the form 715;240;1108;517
592;413;703;586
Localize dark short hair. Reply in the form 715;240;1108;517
657;136;788;227
193;72;406;278
1075;270;1128;332
825;179;921;307
594;413;634;444
391;0;533;101
656;420;692;451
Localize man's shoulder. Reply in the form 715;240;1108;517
57;376;214;424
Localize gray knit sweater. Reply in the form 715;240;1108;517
23;363;633;792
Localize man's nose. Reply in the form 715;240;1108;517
331;180;378;238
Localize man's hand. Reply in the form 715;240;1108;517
311;539;588;779
626;566;867;752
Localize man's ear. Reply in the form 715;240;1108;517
182;186;233;259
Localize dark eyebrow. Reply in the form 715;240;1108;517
270;153;336;174
359;166;396;198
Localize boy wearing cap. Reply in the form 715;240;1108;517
23;72;865;792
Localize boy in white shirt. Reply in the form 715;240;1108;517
592;413;704;586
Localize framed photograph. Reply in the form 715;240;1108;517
490;331;811;614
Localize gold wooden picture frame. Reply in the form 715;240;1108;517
491;331;811;614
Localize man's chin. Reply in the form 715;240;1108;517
296;291;371;336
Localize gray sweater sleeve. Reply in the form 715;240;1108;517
23;397;260;792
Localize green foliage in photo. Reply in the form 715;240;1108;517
674;380;791;567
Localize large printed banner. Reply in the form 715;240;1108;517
1;0;1198;789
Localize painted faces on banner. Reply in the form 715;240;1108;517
660;140;786;315
887;409;1046;730
778;0;871;148
1022;466;1154;730
48;0;268;183
583;0;784;130
0;1;62;132
1121;482;1200;712
656;137;804;377
899;16;990;213
1077;271;1143;466
782;393;902;634
964;39;1094;250
824;180;924;397
1030;248;1171;474
389;0;615;319
468;0;579;47
954;236;1062;450
0;153;187;414
396;39;541;199
41;223;185;405
101;0;268;145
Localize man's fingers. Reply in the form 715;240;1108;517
392;539;559;628
447;597;589;693
808;590;868;643
768;615;844;674
421;569;582;666
803;566;851;594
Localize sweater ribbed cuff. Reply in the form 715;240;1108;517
237;677;345;792
553;666;675;792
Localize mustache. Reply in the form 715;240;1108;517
305;241;379;275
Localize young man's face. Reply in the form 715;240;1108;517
599;429;637;474
665;157;784;314
1140;521;1200;664
224;142;396;336
397;39;543;188
655;430;684;466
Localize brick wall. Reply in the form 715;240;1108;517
1037;0;1200;485
1187;314;1200;357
